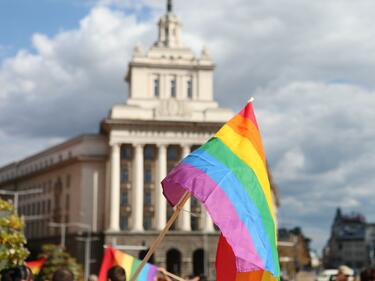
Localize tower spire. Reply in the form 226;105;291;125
167;0;172;13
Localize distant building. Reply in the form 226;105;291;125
278;227;311;280
0;1;280;280
366;223;375;267
323;208;374;270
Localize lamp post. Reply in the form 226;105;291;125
49;222;93;281
0;188;43;213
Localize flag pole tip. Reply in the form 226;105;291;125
248;97;255;103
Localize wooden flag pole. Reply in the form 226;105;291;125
130;191;191;281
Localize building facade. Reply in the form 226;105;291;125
0;1;279;280
278;227;311;280
323;208;375;270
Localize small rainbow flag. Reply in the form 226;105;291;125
98;247;157;281
162;100;280;280
25;257;46;275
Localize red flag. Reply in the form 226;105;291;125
216;234;278;281
216;234;236;281
98;248;115;281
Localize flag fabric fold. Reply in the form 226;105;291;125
98;247;157;281
161;101;280;279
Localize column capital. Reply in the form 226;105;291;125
110;142;121;148
181;143;193;148
132;143;145;148
156;143;167;148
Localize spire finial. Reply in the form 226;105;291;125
167;0;172;12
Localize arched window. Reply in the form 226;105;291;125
166;248;181;275
171;79;176;98
187;79;193;99
193;248;205;277
154;78;160;97
139;249;155;264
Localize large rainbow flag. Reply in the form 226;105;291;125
98;247;157;281
162;100;279;280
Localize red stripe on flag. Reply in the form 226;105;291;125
98;247;115;281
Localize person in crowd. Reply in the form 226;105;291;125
361;268;375;281
336;265;353;281
88;274;98;281
107;266;126;281
0;266;32;281
25;266;33;281
52;268;75;281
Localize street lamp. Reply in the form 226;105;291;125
0;188;43;213
49;222;93;281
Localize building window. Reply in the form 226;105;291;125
121;191;128;206
167;147;178;161
65;194;70;211
144;146;155;160
144;214;152;230
121;146;132;160
144;165;152;184
154;78;160;97
66;174;71;188
191;216;200;231
171;79;176;98
120;215;128;230
144;190;152;206
121;168;129;183
187;79;192;99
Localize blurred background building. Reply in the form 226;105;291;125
323;208;375;270
278;227;312;280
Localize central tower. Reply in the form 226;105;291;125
110;0;231;122
103;2;232;279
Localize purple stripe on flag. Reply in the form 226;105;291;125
162;163;265;271
146;265;157;281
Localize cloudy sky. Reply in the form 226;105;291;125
1;0;375;252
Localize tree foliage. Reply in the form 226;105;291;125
37;244;83;281
0;198;29;271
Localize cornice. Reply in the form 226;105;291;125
128;61;215;71
0;155;107;188
101;118;222;137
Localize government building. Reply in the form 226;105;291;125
0;1;279;280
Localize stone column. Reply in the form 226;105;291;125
132;144;144;231
155;144;167;230
203;208;215;232
178;144;191;231
108;143;120;231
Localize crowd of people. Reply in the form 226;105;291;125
333;265;375;281
0;265;202;281
3;264;373;281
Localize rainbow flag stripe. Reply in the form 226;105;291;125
162;101;280;277
26;257;46;275
113;249;156;281
98;247;157;281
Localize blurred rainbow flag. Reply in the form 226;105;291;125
162;100;280;281
98;247;157;281
25;257;46;275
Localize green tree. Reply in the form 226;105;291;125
0;198;29;271
37;244;83;281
